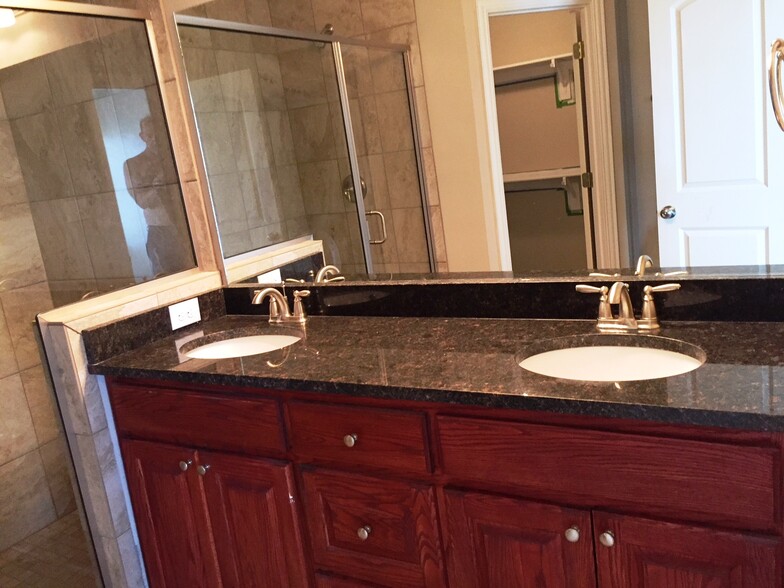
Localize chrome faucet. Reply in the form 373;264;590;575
315;265;344;283
252;287;310;325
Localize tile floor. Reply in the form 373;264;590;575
0;511;100;587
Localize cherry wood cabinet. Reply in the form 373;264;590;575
593;512;780;587
441;489;596;587
301;468;444;587
121;438;307;587
122;440;220;588
108;378;784;587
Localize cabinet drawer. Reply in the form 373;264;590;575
301;469;444;588
288;402;430;474
437;416;780;532
110;384;285;456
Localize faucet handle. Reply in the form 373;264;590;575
292;290;310;323
639;283;680;330
576;284;612;320
588;272;621;278
648;283;681;293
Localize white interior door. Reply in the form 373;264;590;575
649;0;784;267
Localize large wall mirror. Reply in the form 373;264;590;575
173;0;784;282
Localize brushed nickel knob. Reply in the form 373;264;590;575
196;465;211;476
659;205;676;219
343;433;358;448
599;531;615;548
357;525;371;541
178;460;192;472
564;526;580;543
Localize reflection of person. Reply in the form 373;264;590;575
123;116;190;276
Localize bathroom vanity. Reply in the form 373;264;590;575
90;310;784;587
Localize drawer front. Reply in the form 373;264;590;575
437;416;779;532
301;469;444;588
288;402;430;474
110;384;285;456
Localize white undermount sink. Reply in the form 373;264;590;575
518;335;705;382
185;334;301;359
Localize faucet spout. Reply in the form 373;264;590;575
252;287;291;322
635;255;654;277
606;282;638;329
315;265;344;283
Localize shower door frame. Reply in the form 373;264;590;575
175;14;437;275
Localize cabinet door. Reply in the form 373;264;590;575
198;451;309;587
593;511;781;587
442;489;596;588
121;439;220;587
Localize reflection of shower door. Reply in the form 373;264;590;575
177;16;434;276
336;43;435;275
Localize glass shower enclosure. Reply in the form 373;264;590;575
176;16;435;275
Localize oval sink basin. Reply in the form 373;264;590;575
519;335;705;382
185;334;301;359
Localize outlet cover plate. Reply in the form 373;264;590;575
169;298;201;330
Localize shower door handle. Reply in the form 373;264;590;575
366;210;387;244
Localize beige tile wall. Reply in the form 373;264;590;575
180;26;313;257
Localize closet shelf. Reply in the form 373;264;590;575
503;166;582;184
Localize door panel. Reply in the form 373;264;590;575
650;0;784;266
338;43;432;274
198;451;309;587
593;511;781;587
121;440;219;587
441;489;596;588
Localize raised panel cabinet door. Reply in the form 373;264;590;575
441;489;596;588
301;469;445;587
121;439;220;587
593;511;782;587
198;451;309;588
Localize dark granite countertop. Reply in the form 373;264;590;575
89;314;784;432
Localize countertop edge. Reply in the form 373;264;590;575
90;363;784;433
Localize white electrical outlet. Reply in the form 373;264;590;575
169;298;201;330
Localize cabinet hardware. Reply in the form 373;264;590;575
357;525;372;541
197;465;211;476
599;531;615;548
178;460;192;472
343;433;358;448
564;526;580;543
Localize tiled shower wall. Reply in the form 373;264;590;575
180;27;314;258
0;19;192;308
0;87;75;552
181;0;448;272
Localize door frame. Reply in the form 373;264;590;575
476;0;621;269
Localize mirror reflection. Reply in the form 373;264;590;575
0;11;195;306
178;19;435;274
175;0;784;281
